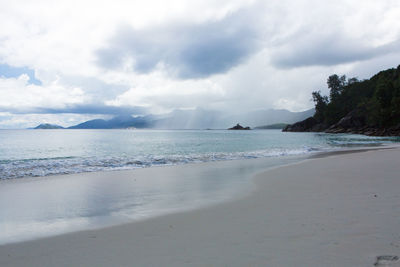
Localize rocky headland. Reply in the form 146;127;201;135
283;65;400;137
283;110;400;136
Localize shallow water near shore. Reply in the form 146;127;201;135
0;155;306;245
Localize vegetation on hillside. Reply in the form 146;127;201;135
34;123;64;129
312;65;400;128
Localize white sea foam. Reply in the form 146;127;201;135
0;147;323;179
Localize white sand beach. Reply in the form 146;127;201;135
1;147;400;266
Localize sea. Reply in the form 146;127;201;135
1;129;398;179
0;129;398;244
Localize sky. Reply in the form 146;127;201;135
0;0;400;128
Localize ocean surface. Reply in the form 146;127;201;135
1;129;398;179
0;129;398;244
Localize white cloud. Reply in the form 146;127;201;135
106;74;226;114
0;112;106;129
0;0;399;128
0;74;87;110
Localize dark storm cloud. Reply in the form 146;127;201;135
0;104;148;115
272;34;400;68
96;9;260;79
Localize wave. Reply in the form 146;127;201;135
0;147;326;179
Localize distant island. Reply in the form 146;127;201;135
283;65;400;136
228;124;251;130
254;123;289;130
68;115;153;129
32;108;315;129
32;108;314;130
33;115;154;130
34;123;64;129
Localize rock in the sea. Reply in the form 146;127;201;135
374;255;399;266
228;123;251;130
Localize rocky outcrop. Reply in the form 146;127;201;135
325;109;400;136
325;109;366;133
283;117;327;132
283;110;400;136
327;124;400;136
228;123;251;130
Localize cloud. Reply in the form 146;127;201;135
0;112;106;129
0;74;86;111
272;35;400;68
1;0;400;128
105;77;226;114
96;8;260;79
13;104;148;115
0;74;147;115
54;74;129;102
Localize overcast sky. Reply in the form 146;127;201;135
1;0;400;128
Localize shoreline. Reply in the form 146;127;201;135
1;146;400;266
2;142;397;182
1;145;395;242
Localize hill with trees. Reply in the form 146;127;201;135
67;115;154;129
34;123;64;129
283;65;400;136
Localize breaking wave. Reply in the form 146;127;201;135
0;147;324;179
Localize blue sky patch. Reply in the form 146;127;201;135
0;64;42;85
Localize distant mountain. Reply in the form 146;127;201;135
34;123;64;129
37;108;314;130
68;115;154;129
68;119;109;129
254;123;289;129
153;108;314;129
226;108;314;128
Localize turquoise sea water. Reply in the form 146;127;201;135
0;129;398;179
0;129;398;244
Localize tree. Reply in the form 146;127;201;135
347;77;359;85
312;91;328;122
373;80;395;126
375;80;393;108
327;74;346;101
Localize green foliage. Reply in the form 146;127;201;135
311;91;328;123
311;65;400;128
327;74;346;102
